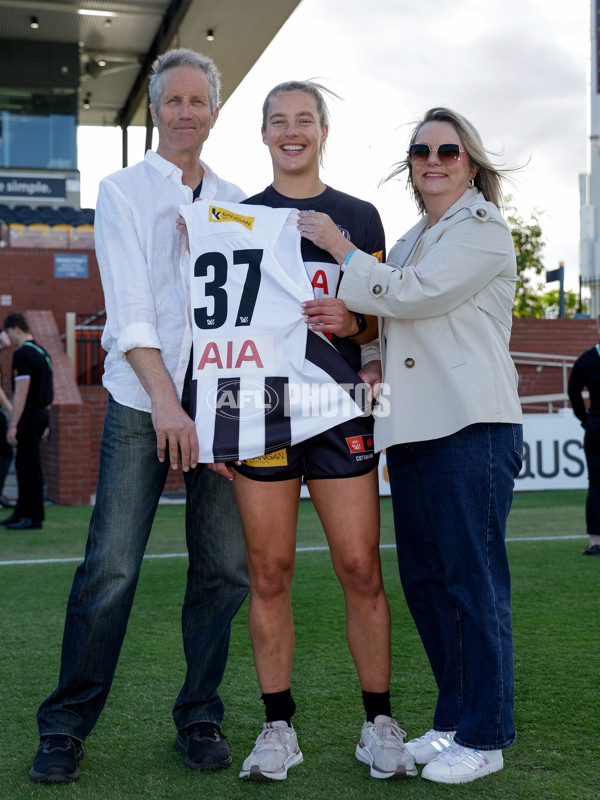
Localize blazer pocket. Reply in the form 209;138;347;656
434;317;466;369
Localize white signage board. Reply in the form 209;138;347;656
300;412;586;498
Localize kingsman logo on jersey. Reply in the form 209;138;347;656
181;199;372;463
209;205;255;230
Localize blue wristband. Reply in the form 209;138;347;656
342;250;356;266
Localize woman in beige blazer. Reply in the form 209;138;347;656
299;107;523;786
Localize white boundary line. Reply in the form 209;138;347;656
0;535;588;567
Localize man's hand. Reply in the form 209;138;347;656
151;398;199;471
207;461;239;480
125;347;199;471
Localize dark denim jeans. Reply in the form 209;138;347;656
37;396;248;741
386;422;523;751
583;426;600;534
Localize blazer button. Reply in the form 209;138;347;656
404;357;415;368
372;284;383;295
476;208;487;218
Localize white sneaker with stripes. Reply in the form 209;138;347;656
422;742;504;784
405;728;456;764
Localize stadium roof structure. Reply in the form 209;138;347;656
0;0;302;128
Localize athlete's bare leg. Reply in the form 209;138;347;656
233;472;301;693
307;469;391;692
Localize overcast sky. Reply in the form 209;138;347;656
78;0;589;290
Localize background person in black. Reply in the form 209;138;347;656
568;315;600;556
0;331;15;507
0;312;53;530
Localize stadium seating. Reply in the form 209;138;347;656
0;203;94;248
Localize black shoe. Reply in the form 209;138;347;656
0;513;19;526
175;722;232;771
7;517;42;530
582;544;600;555
29;735;84;783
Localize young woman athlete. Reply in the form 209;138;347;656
233;81;415;782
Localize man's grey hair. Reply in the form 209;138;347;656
148;48;221;114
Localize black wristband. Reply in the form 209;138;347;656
347;313;367;338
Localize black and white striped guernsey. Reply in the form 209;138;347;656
180;199;369;463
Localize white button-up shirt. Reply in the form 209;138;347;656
94;150;245;412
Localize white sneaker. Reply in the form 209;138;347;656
421;742;504;784
405;728;456;764
355;715;418;779
239;721;303;781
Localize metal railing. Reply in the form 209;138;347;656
511;351;577;412
65;311;106;386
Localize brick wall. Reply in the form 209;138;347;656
1;248;104;333
510;318;598;406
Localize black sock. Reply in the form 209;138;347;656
261;688;296;726
362;689;392;723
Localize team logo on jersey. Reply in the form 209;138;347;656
345;434;374;454
206;379;280;420
209;205;255;230
372;250;384;262
243;448;288;467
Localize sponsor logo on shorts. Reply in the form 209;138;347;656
209;205;255;230
345;435;374;455
243;448;288;467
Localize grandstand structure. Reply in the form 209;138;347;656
0;0;302;504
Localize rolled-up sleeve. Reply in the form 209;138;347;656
95;179;163;359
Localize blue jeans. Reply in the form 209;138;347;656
386;422;523;751
583;426;600;534
37;396;248;741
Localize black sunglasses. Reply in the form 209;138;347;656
408;143;465;164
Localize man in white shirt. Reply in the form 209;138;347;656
30;49;249;784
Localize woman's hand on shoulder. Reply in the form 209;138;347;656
297;211;354;263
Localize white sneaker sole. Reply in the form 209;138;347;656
355;744;418;779
239;750;303;781
422;754;503;784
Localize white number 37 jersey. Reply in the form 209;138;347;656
179;199;369;462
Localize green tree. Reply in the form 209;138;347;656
534;288;582;318
505;198;586;318
506;198;546;317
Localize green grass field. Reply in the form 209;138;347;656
0;491;597;799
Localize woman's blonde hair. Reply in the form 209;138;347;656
386;107;514;213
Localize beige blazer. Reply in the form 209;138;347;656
339;188;522;451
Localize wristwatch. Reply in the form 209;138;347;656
348;313;367;338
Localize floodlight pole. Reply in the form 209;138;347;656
581;0;600;315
